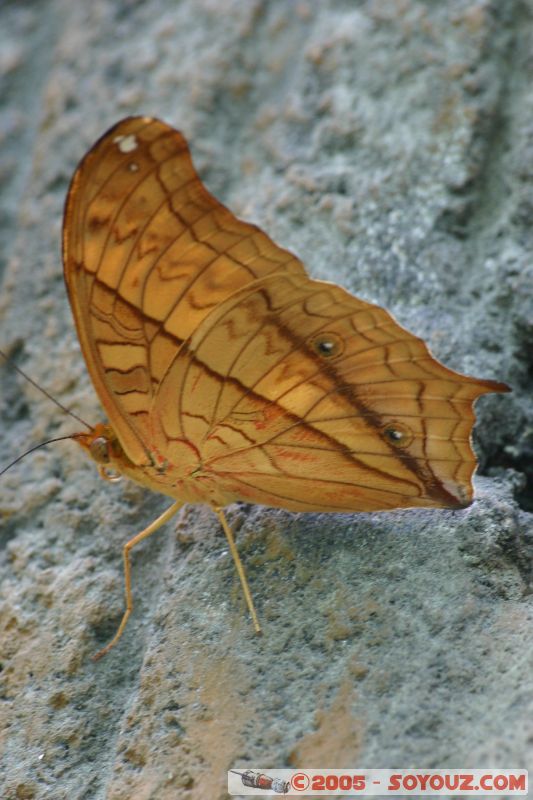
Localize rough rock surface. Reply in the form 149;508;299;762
0;1;531;798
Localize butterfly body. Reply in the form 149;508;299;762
62;117;509;654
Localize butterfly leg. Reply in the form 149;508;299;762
92;500;184;661
212;506;262;635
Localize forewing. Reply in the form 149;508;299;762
152;272;508;512
62;117;306;463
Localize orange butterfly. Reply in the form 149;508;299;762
62;116;509;658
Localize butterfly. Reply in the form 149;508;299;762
62;116;509;658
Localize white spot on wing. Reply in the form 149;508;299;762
113;134;138;153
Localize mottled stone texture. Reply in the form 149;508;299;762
0;1;531;798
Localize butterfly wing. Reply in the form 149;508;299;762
152;271;508;511
62;117;306;465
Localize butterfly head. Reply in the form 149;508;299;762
73;423;130;483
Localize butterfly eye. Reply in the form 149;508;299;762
383;423;413;448
310;332;344;358
89;436;110;464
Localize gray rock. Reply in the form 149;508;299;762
0;1;530;798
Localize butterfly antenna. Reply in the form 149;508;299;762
0;348;91;431
0;434;85;477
